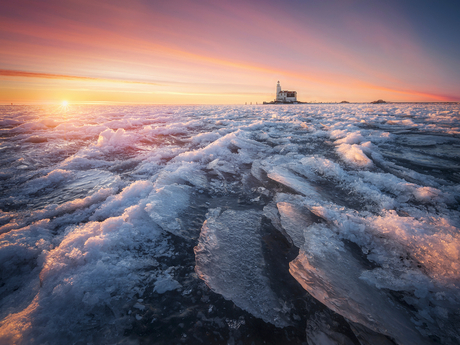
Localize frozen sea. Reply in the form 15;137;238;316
0;103;459;345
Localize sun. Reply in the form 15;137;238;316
61;100;68;107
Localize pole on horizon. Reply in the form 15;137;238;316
64;104;67;143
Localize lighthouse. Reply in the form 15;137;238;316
275;81;297;103
263;81;300;104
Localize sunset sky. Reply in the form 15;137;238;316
1;0;459;104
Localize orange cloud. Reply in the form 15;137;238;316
0;69;162;86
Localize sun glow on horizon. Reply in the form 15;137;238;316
61;100;68;107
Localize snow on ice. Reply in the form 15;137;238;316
0;103;459;344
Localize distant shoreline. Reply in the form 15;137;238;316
261;101;459;105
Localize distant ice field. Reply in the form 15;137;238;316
0;104;459;344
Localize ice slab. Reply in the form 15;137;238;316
289;222;430;345
277;202;316;248
91;180;152;221
155;162;208;189
145;184;191;237
154;271;182;294
262;202;288;240
267;166;322;199
194;208;289;327
336;143;373;168
207;158;237;174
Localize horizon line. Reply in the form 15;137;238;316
1;101;459;106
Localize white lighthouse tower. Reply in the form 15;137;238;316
276;81;282;99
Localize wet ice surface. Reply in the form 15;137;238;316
0;103;459;344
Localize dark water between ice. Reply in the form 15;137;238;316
0;104;459;344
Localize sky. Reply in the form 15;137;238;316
0;0;459;104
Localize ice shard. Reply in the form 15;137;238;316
277;202;316;248
289;222;431;345
194;208;290;327
145;184;191;237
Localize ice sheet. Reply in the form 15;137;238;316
0;103;459;344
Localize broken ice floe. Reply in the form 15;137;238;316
194;208;290;327
273;198;459;344
145;184;191;237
